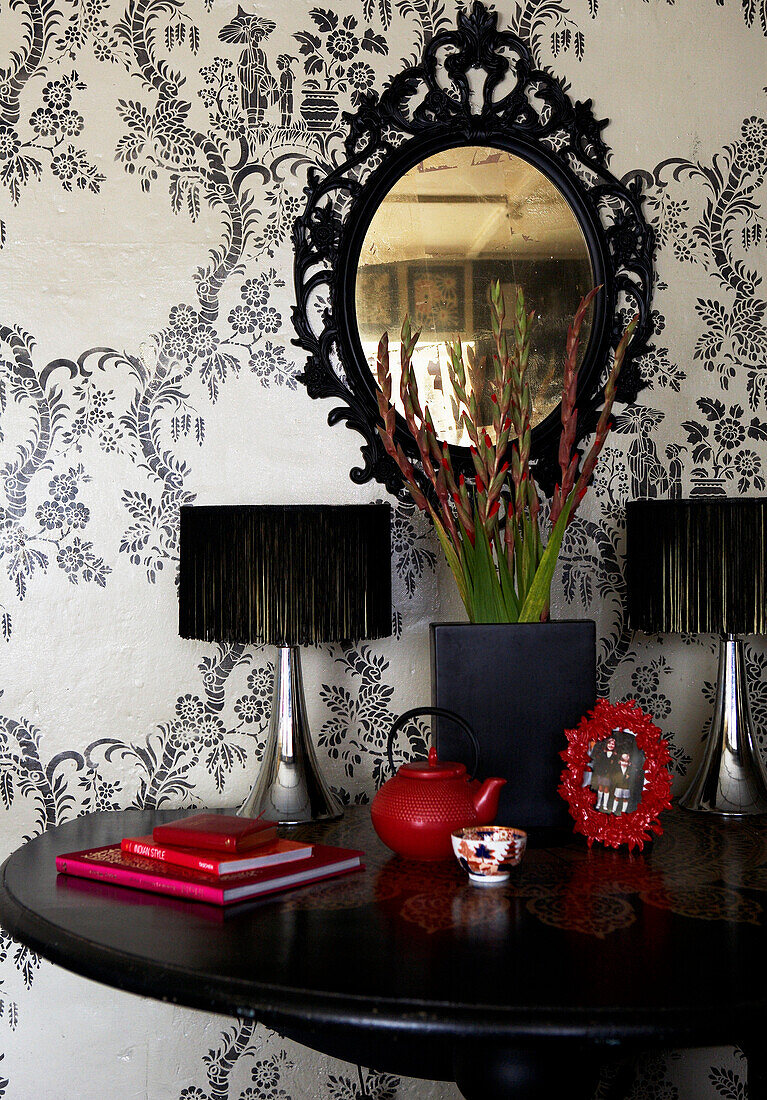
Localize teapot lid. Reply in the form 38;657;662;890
397;746;467;780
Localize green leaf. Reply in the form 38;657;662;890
429;507;471;617
518;492;575;622
522;510;536;595
495;540;519;621
470;506;506;622
459;524;482;623
458;532;477;617
511;515;523;604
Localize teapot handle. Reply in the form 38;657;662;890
387;706;480;781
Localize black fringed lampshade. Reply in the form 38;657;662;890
178;504;392;646
626;498;767;635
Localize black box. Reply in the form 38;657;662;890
430;621;596;833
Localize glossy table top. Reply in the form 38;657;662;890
1;806;766;1050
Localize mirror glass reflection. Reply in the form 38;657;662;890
355;146;595;447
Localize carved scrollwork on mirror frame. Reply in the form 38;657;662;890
292;1;654;496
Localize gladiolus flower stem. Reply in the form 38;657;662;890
374;281;636;622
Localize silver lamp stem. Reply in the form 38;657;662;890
679;634;767;815
238;646;342;824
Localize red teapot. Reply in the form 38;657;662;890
371;707;506;861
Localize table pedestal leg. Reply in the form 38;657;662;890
745;1043;767;1100
453;1042;605;1100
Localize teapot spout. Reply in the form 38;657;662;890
473;777;506;824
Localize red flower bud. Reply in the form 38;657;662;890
459;474;465;486
484;433;492;448
476;475;486;494
488;500;500;518
491;393;498;404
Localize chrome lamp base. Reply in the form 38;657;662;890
679;634;767;816
238;646;343;825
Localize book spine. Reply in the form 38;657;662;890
55;855;225;904
120;839;220;875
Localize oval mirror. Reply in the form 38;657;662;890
355;146;595;448
293;2;654;495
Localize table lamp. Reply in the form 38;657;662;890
178;503;391;824
626;497;767;815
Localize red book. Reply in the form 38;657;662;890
55;843;364;905
152;814;277;853
121;835;313;876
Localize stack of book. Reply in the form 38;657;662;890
55;813;363;905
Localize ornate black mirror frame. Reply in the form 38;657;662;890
292;1;654;496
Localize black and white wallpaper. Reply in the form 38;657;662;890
0;0;765;1095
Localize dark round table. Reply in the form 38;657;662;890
1;805;767;1099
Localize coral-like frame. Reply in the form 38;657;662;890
559;698;673;851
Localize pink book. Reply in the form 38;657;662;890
121;835;313;876
56;843;364;905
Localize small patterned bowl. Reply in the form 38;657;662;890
451;826;527;887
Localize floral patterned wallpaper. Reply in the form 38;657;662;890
0;0;765;1096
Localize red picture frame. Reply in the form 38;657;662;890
558;698;673;851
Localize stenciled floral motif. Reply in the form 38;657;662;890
243;1049;294;1100
708;1048;747;1100
317;646;399;792
630;656;673;722
390;499;437;600
57;0;121;60
177;1020;260;1100
636;308;687;393
558;513;632;694
647;105;767;408
294;9;386;100
626;1051;683;1100
0;67;103;207
0;321;112;626
682;397;767;494
226;269;297;389
0;640;275;854
84;643;266;805
325;1067;400;1100
624;655;690;777
509;0;593;63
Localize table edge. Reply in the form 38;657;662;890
0;844;754;1050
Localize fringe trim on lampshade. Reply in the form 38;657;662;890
178;504;391;646
626;498;767;635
